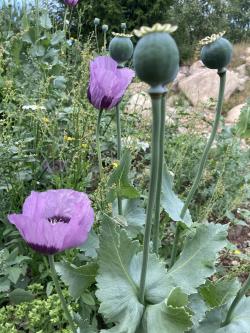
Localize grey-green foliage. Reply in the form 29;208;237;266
96;216;229;332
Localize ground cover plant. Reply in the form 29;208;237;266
0;1;250;333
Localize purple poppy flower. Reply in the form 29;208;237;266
64;0;78;6
87;56;135;110
8;189;94;255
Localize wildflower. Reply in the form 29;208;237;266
87;56;134;110
64;135;75;142
112;161;119;168
8;190;94;254
43;117;49;124
234;249;241;255
64;0;78;6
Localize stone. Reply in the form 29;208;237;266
236;64;246;77
226;103;246;124
179;68;242;106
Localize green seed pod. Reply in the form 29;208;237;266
102;24;108;33
109;33;134;65
133;24;179;87
200;32;232;70
94;17;100;26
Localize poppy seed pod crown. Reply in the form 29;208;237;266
200;32;233;70
133;23;179;88
109;33;134;65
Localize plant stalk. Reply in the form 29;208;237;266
95;25;100;53
48;255;76;333
115;103;123;215
96;109;104;179
169;70;226;268
221;274;250;327
153;92;167;254
139;94;162;304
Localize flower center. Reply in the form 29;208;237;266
48;215;70;224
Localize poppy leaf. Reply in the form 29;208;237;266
166;223;228;295
55;261;98;299
107;149;140;201
161;164;192;227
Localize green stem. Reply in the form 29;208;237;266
103;31;107;51
63;7;69;33
95;25;100;53
221;274;250;327
152;93;166;254
169;70;226;268
48;255;77;333
116;103;123;215
96;109;103;179
116;104;122;160
139;94;162;304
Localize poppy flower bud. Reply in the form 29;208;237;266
102;24;109;33
133;23;179;88
109;33;134;66
199;32;233;70
94;17;100;26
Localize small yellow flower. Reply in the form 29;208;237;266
112;161;119;168
64;135;75;142
81;143;88;149
43;117;49;124
233;249;241;255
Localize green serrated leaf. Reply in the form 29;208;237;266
9;288;34;304
167;223;228;294
51;31;65;45
96;214;144;333
55;261;97;299
188;293;208;328
53;76;67;90
107;149;140;202
39;12;52;29
7;266;22;284
216;297;250;333
79;230;99;258
0;277;10;292
112;199;145;237
200;278;240;309
236;103;250;139
167;287;189;307
161;164;192;227
191;297;250;333
143;288;193;333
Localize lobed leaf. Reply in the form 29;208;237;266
166;223;228;294
142;287;193;333
55;261;98;299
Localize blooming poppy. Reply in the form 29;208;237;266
8;189;94;254
64;0;78;6
87;56;134;110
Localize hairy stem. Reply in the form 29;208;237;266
153;93;166;254
48;255;76;333
96;109;103;179
139;94;162;304
221;274;250;327
169;70;226;268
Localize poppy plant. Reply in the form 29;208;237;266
8;189;94;255
87;55;134;180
